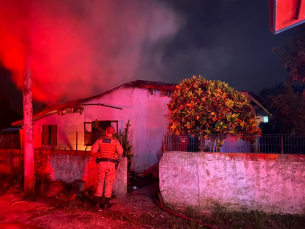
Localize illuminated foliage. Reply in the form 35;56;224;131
168;76;261;151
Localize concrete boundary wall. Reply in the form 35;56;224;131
0;149;127;197
159;152;305;214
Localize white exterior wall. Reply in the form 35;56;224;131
33;87;170;174
160;152;305;214
34;112;85;150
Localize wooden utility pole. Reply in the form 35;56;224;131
23;53;35;194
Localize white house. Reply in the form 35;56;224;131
13;80;176;175
12;80;269;175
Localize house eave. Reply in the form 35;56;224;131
240;91;272;116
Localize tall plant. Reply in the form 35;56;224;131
119;120;133;173
168;76;261;151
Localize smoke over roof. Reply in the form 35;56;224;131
0;0;183;106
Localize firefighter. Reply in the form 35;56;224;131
91;126;123;210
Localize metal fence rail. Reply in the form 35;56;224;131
2;132;305;154
0;131;123;151
163;134;305;154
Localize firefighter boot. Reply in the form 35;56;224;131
95;196;103;211
104;197;113;209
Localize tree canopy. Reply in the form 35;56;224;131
281;25;305;83
168;76;261;150
260;82;305;134
259;25;305;134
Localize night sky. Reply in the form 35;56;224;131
0;0;299;114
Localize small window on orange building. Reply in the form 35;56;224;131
41;125;57;145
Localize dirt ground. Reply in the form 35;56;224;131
1;175;304;229
0;184;178;229
0;176;197;229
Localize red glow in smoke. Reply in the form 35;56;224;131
0;0;181;105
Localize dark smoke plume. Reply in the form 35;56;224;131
0;0;182;105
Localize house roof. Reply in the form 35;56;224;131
0;127;22;133
12;80;270;126
12;80;177;126
240;92;272;116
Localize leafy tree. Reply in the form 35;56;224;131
281;25;305;83
260;82;305;134
168;76;261;151
259;82;285;99
262;26;305;134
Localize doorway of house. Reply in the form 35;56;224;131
92;120;118;144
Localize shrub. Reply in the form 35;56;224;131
168;76;261;151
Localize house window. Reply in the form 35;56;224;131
42;125;57;145
84;121;118;146
84;122;92;146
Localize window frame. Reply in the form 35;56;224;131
41;125;57;145
84;120;118;146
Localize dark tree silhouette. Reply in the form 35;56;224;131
281;25;305;83
260;82;305;134
0;90;21;130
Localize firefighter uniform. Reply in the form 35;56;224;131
91;128;123;209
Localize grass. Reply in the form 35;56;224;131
67;196;305;229
24;196;304;229
190;203;305;229
131;200;305;229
